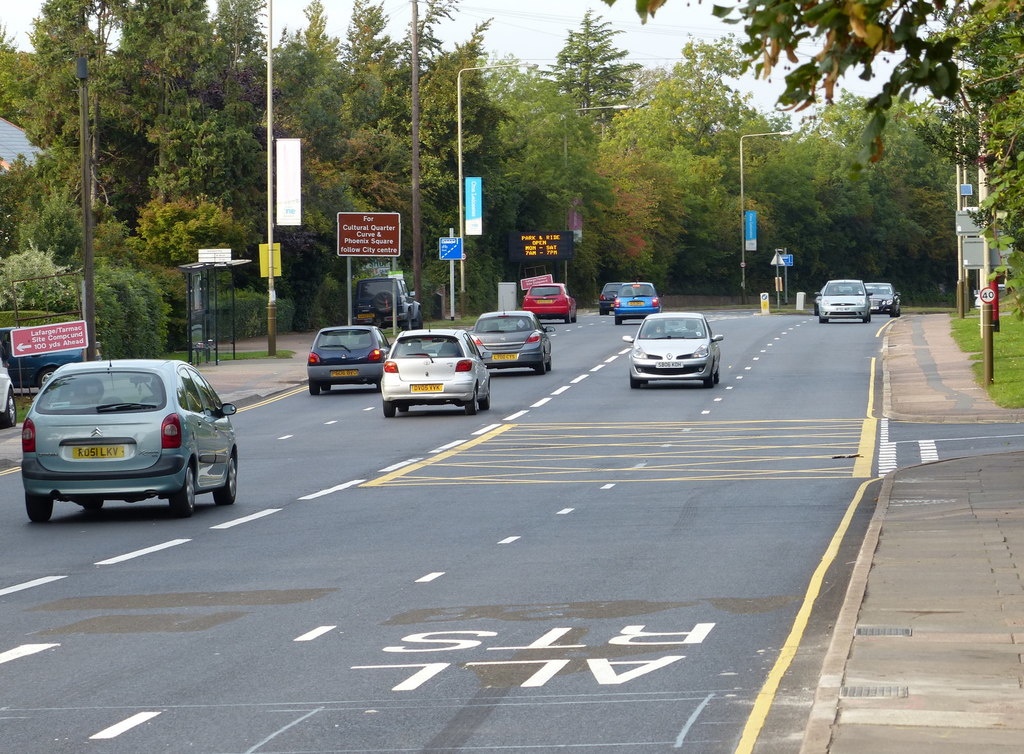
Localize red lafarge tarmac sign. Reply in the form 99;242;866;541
11;320;89;356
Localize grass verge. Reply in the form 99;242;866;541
949;312;1024;409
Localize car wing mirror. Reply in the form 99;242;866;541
622;335;634;344
712;334;724;342
218;403;237;417
544;326;555;333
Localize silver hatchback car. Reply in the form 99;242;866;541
818;279;871;323
622;312;723;388
21;360;238;522
380;330;491;417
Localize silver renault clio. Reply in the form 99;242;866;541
21;360;237;522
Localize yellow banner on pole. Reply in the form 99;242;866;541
259;243;282;277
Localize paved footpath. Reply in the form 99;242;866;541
801;314;1024;753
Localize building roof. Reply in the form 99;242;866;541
0;117;41;169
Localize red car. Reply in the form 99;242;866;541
522;284;577;323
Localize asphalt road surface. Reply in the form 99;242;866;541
2;312;1022;753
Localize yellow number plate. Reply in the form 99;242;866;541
411;384;443;393
492;353;518;360
535;299;553;304
330;369;358;377
628;300;644;306
72;445;125;459
356;313;374;319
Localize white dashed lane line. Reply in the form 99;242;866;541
210;509;281;530
90;712;163;740
294;626;338;642
298;479;366;500
416;572;445;583
0;575;67;596
94;539;191;566
0;644;60;666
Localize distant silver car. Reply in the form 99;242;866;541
470;311;553;374
622;312;723;388
380;329;492;417
818;279;871;323
21;360;237;522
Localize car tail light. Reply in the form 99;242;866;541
652;297;660;307
161;413;182;449
525;333;541;343
455;359;473;372
368;348;383;362
614;297;621;306
307;352;320;365
21;418;35;453
383;360;399;373
472;336;483;346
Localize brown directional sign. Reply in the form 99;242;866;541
337;212;401;256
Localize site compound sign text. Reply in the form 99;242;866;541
337;212;402;257
11;320;89;356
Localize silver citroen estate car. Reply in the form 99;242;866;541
21;360;237;522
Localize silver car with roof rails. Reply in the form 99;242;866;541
20;359;237;522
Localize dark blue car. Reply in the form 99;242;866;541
0;327;85;389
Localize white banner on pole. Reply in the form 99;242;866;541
276;138;301;226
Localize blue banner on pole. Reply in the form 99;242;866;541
744;210;757;251
465;177;482;235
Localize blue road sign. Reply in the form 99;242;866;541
439;236;464;260
781;254;794;266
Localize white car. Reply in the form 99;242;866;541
818;279;871;323
380;329;491;417
622;312;723;389
0;363;15;429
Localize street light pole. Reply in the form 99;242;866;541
265;0;276;356
739;130;791;305
457;63;536;315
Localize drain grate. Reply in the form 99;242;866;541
855;626;912;637
840;686;909;698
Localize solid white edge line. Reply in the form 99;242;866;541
416;572;445;583
210;509;281;530
0;644;60;665
473;424;502;435
0;575;67;597
294;625;337;642
299;479;366;500
90;711;162;740
95;539;191;566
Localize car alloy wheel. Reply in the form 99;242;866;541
169;464;196;518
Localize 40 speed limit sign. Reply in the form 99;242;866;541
980;286;997;304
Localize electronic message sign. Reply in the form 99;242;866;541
508;232;574;262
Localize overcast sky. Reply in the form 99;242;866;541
1;1;888;116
